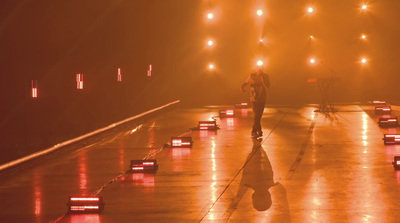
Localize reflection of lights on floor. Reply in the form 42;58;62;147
131;173;155;187
312;198;321;206
79;154;88;193
200;130;208;139
396;171;400;183
171;148;191;159
362;113;368;147
241;109;248;117
71;214;100;223
226;118;235;130
210;140;217;212
212;141;216;171
34;171;41;216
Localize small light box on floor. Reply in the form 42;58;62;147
196;120;219;130
383;134;400;145
171;137;193;148
129;159;158;173
375;106;391;114
378;117;398;127
372;100;386;106
235;102;248;108
393;156;400;169
219;109;235;118
67;196;104;214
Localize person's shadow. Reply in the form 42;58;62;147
224;138;291;222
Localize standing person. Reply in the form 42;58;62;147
240;64;270;138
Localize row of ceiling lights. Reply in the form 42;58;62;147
205;2;371;71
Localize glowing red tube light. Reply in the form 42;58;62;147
219;109;235;118
235;102;248;108
372;100;386;106
67;196;104;213
378;117;398;127
70;197;99;202
170;137;193;148
197;120;219;130
375;106;391;114
129;159;158;173
383;134;400;145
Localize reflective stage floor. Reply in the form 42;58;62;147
1;104;400;223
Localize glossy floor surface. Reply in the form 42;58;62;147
1;104;400;223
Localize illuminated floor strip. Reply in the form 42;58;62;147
0;100;180;172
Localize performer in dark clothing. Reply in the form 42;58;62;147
240;65;270;137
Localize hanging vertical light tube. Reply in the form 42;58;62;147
117;68;122;82
147;64;152;77
76;73;83;89
31;80;38;98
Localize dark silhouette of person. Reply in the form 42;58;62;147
240;65;270;138
224;138;290;221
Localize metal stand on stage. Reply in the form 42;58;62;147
308;77;338;113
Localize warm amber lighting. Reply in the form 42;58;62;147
310;35;314;40
361;34;366;40
257;60;263;66
308;7;314;13
257;9;263;16
208;63;215;70
361;4;368;10
361;58;367;64
207;13;214;19
207;40;214;46
310;58;315;64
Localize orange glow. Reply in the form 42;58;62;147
307;7;314;13
361;34;367;40
205;8;221;24
208;63;215;70
257;9;263;16
309;58;316;64
207;40;214;46
361;58;367;64
310;35;314;40
259;37;268;44
257;60;263;66
361;4;368;11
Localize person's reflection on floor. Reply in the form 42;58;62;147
240;138;291;220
